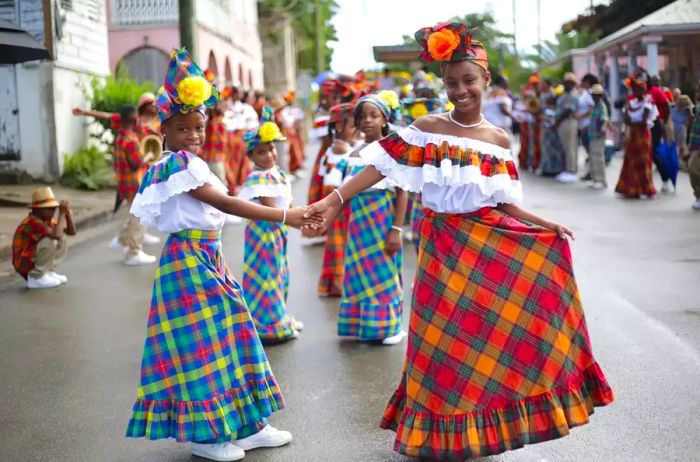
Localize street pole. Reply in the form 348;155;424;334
179;0;197;61
314;0;323;74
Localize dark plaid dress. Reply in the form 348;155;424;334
360;127;613;459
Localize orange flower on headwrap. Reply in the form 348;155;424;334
427;28;461;61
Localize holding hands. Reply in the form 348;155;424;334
286;206;326;230
302;196;343;236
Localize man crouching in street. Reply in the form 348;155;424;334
12;187;76;289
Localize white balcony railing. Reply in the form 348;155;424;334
110;0;178;27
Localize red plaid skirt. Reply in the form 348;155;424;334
307;139;331;204
614;125;656;198
381;207;613;458
518;121;530;170
317;205;350;297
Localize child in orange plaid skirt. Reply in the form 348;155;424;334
306;23;613;460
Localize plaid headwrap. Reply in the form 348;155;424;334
414;23;489;70
244;106;286;153
155;48;219;123
329;103;355;124
322;79;355;101
357;95;391;121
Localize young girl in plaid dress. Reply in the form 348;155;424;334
316;103;358;296
238;107;304;343
331;94;408;345
306;24;613;460
126;49;322;462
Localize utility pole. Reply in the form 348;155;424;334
179;0;197;61
512;0;517;57
314;0;324;74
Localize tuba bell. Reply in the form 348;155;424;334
525;95;541;114
139;134;163;164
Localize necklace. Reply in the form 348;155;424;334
448;111;485;129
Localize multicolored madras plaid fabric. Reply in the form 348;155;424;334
380;208;613;459
200;114;228;163
614;124;657;197
317;206;350;296
126;229;284;442
138;150;194;193
243;220;297;342
689;112;700;151
409;193;424;254
339;188;403;340
114;128;145;202
587;100;608;140
11;215;55;280
307;139;332;204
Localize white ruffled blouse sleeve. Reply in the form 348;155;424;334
237;168;293;207
359;126;523;213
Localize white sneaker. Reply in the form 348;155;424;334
382;330;407;345
124;250;157;266
661;181;671;193
226;215;242;225
109;236;127;254
556;172;578;183
234;424;292;451
27;273;61;289
294;170;307;179
142;232;161;245
190;442;244;461
640;194;654;200
48;271;68;284
589;181;606;190
692;198;700;210
293;320;304;331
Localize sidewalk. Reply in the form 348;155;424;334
0;184;116;264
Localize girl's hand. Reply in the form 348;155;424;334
303;197;342;235
286;207;325;229
385;229;402;256
546;222;575;240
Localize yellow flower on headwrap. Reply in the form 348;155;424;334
177;76;212;107
554;84;565;96
444;101;455;111
258;121;283;143
409;102;429;120
377;90;399;110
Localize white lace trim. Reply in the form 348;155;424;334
130;155;223;227
360;141;523;202
237;183;292;202
398;126;514;160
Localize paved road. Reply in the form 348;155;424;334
1;153;699;462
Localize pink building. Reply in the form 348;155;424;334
107;0;264;90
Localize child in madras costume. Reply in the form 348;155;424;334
126;48;322;462
316;102;358;297
332;93;408;345
12;187;76;289
237;107;304;343
305;23;613;459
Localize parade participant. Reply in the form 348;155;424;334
648;75;673;192
516;75;538;169
126;48;323;462
332;94;408;345
223;87;257;194
200;102;229;183
281;91;306;176
554;73;580;183
238;106;304;342
576;74;597;180
615;79;658;199
12;187;76;289
305;23;613;459
671;91;693;165
686;99;700;209
72;91;160;138
587;84;609;189
317;102;357;297
482;75;513;134
539;94;566;176
109;104;157;266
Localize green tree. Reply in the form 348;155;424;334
258;0;339;73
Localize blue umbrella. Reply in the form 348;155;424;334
655;140;679;187
314;70;337;85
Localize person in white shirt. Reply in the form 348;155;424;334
481;75;513;134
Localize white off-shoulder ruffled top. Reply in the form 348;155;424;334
359;126;522;213
237;166;293;209
130;150;228;233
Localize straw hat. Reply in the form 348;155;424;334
30;186;59;208
563;72;578;83
138;92;155;108
591;84;605;95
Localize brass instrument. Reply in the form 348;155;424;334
139;134;163;164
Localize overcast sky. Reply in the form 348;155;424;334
329;0;610;74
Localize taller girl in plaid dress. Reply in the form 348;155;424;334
306;24;613;459
126;49;322;462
